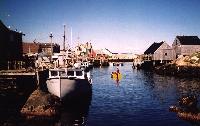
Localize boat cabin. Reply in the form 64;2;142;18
48;68;86;79
67;68;85;79
49;69;67;78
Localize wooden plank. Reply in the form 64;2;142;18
0;72;35;76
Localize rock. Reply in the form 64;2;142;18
169;106;182;112
177;112;200;121
169;95;200;122
20;89;61;119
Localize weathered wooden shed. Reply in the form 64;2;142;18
172;36;200;58
144;41;175;63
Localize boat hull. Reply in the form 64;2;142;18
46;78;91;100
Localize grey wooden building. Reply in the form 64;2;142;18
172;36;200;58
144;41;175;63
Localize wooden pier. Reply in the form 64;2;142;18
0;69;37;92
0;70;35;76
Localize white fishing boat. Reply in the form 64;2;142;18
46;68;92;99
46;24;92;100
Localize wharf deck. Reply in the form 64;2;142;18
0;70;36;76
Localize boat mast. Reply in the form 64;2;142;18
71;27;72;49
63;24;67;67
49;32;53;62
63;24;66;51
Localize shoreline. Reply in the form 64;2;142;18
154;63;200;78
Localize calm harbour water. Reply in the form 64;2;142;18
1;62;200;126
88;63;200;126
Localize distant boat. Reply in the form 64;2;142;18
46;67;92;100
110;62;123;66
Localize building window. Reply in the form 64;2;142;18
165;53;167;56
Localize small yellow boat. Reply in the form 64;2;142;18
111;72;122;80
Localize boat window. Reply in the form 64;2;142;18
67;71;74;76
76;71;83;76
59;71;66;76
51;71;58;76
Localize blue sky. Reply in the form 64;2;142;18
1;0;200;53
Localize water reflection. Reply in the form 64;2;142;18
59;93;92;126
143;71;200;100
176;78;200;97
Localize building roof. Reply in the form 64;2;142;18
0;20;9;31
144;42;164;54
22;42;60;54
176;36;200;45
0;20;25;35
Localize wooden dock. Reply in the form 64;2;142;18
0;70;36;76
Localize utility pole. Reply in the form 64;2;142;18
49;32;53;61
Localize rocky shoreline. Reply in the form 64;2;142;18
154;64;200;78
154;52;200;78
